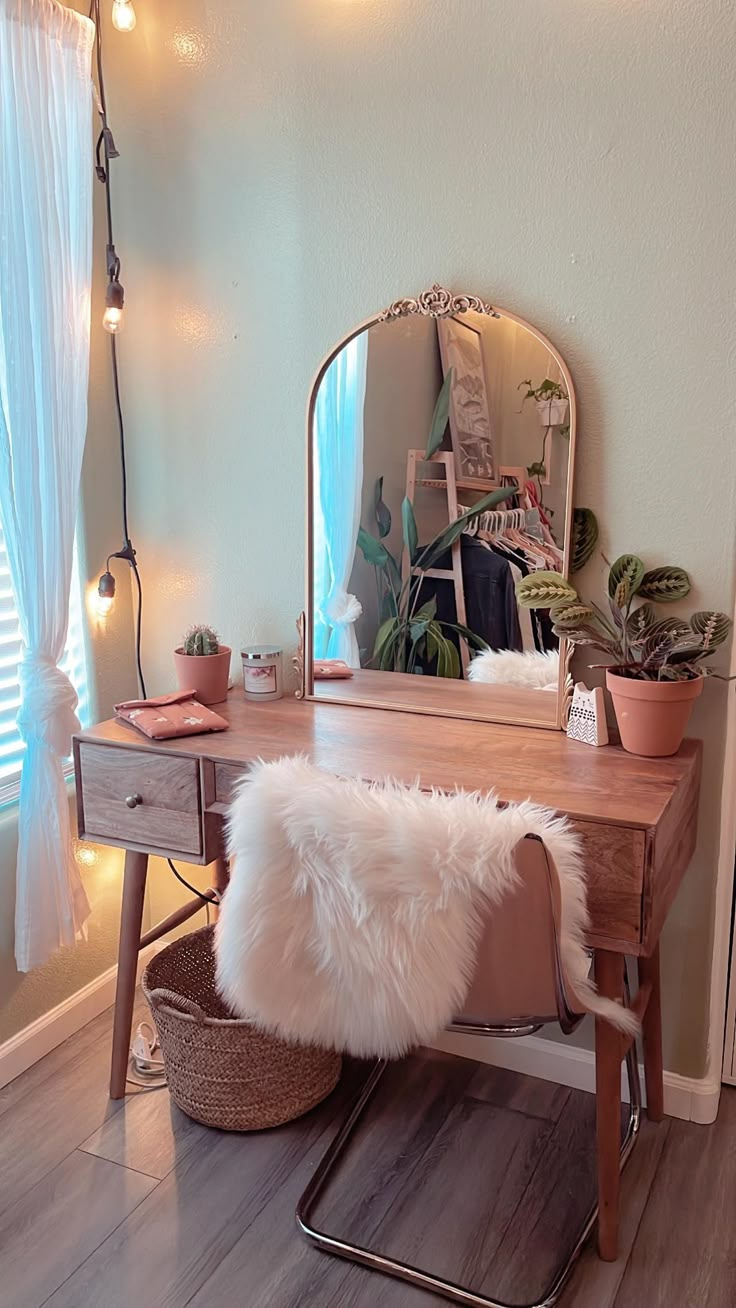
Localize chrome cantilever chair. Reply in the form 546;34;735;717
296;834;641;1308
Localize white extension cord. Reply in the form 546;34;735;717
127;1020;167;1089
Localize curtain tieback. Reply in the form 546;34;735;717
17;655;80;757
323;590;362;628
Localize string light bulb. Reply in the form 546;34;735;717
96;570;116;616
112;0;136;32
103;278;124;333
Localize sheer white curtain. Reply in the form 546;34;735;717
313;334;368;666
0;0;95;970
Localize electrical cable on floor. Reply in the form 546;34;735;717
127;1021;167;1090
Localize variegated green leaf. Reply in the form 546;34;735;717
550;625;620;656
550;628;598;646
637;566;691;603
656;664;695;685
516;571;578;610
641;619;692;667
690;611;731;650
607;554;645;608
549;602;597;629
570;508;599;573
648;617;692;641
609;597;624;630
665;640;708;665
626;602;656;641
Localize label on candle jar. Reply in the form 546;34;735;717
243;663;277;694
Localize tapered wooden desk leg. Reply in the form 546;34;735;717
213;857;230;918
595;949;624;1262
110;850;149;1099
639;942;664;1122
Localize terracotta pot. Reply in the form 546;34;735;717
606;670;703;757
173;646;231;705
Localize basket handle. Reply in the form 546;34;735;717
147;987;207;1022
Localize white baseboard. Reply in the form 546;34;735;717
0;943;163;1091
2;962;722;1122
432;1030;722;1125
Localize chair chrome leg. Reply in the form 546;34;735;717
296;1048;643;1308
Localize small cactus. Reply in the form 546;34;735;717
183;624;220;657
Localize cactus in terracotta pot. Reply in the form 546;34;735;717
183;624;220;657
174;624;231;705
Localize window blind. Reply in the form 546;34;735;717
0;525;89;806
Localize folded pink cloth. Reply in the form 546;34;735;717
314;660;354;680
115;689;229;739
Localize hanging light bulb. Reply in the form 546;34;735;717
112;0;136;32
103;278;124;333
97;570;116;615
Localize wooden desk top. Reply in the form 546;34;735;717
77;688;700;831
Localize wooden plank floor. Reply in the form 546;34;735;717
1;999;735;1308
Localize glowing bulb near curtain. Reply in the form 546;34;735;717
96;570;116;615
103;278;124;332
112;0;136;32
102;304;123;332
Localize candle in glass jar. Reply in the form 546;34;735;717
241;646;283;701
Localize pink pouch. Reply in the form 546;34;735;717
314;660;354;680
115;689;229;739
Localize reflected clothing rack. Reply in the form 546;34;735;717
403;451;541;676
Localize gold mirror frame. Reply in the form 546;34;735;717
299;285;577;730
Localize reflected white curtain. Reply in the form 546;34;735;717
313;334;368;666
0;0;94;970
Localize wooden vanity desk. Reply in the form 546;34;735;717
74;689;701;1260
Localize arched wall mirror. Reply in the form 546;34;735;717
302;285;577;728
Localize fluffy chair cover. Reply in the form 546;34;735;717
216;757;637;1058
468;648;559;690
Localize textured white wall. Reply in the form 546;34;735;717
78;0;736;1077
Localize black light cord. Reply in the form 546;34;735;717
130;559;147;699
167;859;220;907
92;0;144;694
92;2;214;909
110;334;131;547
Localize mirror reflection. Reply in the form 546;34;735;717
309;292;575;726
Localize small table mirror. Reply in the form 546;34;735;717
302;284;578;728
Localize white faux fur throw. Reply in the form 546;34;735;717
468;648;560;690
215;756;637;1058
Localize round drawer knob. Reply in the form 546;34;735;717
125;793;143;809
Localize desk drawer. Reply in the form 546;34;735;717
212;762;248;806
77;743;202;856
570;820;645;948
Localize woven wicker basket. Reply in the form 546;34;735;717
142;925;342;1131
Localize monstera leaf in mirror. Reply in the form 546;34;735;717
306;284;579;728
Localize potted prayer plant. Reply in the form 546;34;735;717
518;377;570;430
174;624;231;705
516;556;731;757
